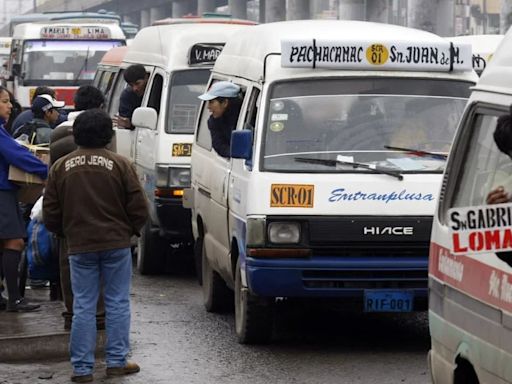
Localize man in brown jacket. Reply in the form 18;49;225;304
43;109;148;383
49;85;107;331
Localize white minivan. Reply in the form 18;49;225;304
112;19;255;274
187;20;477;343
429;28;512;383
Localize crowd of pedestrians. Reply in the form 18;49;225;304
0;72;148;382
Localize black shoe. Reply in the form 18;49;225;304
6;298;40;312
0;297;6;310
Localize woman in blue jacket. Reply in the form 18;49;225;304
0;86;48;311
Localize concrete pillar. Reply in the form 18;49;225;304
366;0;389;23
338;0;365;21
229;0;247;19
198;0;216;15
287;0;310;20
436;0;454;36
407;0;436;33
172;0;197;17
265;0;286;22
140;9;150;28
259;0;266;23
150;6;168;25
501;0;512;34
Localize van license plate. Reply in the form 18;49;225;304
364;290;413;312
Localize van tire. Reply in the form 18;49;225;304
202;240;232;312
235;258;273;344
137;224;166;275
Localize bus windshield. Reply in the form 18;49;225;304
22;40;124;85
263;78;471;173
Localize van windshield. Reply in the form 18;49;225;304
166;69;211;134
22;40;124;85
263;78;471;173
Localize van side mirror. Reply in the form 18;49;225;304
231;130;252;160
132;107;157;130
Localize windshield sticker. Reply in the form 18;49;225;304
271;113;288;121
387;157;426;171
328;188;434;204
281;39;472;72
271;184;314;208
336;155;354;163
448;203;512;255
270;122;284;132
172;143;192;157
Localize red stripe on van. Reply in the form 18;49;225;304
430;242;512;312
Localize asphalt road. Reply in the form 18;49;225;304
0;264;431;384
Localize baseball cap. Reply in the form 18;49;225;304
31;94;65;113
198;81;240;101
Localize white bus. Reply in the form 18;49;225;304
0;37;11;82
7;20;126;109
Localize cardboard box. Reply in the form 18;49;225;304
8;145;49;204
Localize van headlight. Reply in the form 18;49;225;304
268;222;301;244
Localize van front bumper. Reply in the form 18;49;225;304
155;196;192;241
246;255;428;303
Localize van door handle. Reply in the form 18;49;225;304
198;187;211;198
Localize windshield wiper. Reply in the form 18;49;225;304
384;145;448;160
294;157;403;181
73;46;90;85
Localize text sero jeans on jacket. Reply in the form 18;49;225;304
69;247;132;375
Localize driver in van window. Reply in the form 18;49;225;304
116;64;148;130
198;81;242;158
486;111;512;205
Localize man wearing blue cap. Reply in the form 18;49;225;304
198;81;242;158
14;94;65;144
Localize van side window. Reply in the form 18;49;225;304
243;88;260;132
98;71;114;96
196;81;245;158
196;96;212;150
108;69;127;116
147;74;163;115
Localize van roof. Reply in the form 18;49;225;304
122;23;253;69
99;45;128;66
474;31;512;94
213;20;477;83
152;16;257;26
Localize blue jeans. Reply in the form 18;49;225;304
69;247;132;376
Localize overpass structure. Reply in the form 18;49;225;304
4;0;460;37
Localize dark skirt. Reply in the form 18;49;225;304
0;189;27;239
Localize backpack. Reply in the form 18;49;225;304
13;120;52;145
25;219;59;281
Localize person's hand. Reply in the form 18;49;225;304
486;186;510;204
113;115;132;129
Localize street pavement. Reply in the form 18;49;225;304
0;267;431;384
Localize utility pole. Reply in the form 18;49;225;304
501;0;512;34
